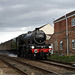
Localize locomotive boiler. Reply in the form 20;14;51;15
17;28;52;59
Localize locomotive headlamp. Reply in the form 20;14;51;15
34;49;38;53
49;46;51;48
31;46;34;49
49;49;51;52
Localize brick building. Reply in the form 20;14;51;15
49;10;75;55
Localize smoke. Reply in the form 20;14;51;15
8;54;17;57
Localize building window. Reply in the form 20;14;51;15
72;40;75;49
60;41;63;50
71;18;75;26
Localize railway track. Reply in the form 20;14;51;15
46;59;73;66
0;55;28;75
9;57;75;74
38;60;75;71
0;54;59;75
15;58;75;72
17;57;75;71
27;59;75;71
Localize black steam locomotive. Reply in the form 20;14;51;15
16;28;52;59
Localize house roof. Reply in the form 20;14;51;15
54;10;75;23
37;23;54;34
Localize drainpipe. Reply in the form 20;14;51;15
65;15;69;55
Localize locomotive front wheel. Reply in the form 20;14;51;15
44;54;47;60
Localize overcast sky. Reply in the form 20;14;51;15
0;0;75;43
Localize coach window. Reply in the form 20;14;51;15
60;41;63;50
72;40;75;49
71;18;75;26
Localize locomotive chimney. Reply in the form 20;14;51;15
35;28;39;31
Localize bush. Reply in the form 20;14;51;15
48;55;75;63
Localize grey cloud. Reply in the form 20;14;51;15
0;0;75;43
0;0;75;30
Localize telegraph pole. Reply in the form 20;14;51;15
65;15;69;55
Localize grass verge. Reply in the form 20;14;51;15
48;54;75;63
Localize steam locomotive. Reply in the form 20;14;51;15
16;28;52;59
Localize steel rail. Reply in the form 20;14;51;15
37;60;75;71
0;54;60;75
20;58;75;71
0;56;28;75
46;59;73;66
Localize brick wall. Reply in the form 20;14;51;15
54;16;75;33
54;19;66;33
50;11;75;55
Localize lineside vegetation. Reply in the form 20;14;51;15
48;54;75;63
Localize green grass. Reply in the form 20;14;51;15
48;54;75;63
23;69;27;72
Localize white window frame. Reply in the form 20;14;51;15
60;41;63;50
71;18;75;26
72;39;75;49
